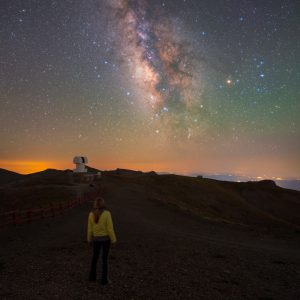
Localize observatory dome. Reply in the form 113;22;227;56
73;156;88;173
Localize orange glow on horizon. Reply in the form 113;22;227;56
0;160;69;175
1;158;299;179
0;159;177;175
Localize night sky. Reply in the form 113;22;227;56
1;0;299;177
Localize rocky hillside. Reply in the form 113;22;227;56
100;173;300;230
1;168;300;230
0;169;84;212
0;168;24;185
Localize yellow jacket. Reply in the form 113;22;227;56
87;210;117;243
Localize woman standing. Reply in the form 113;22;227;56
87;197;117;284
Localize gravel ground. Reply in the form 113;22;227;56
0;182;300;300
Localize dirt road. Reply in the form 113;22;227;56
0;179;299;299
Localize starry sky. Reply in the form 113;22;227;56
0;0;299;177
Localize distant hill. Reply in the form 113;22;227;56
0;168;78;212
1;167;300;231
107;168;156;176
101;173;300;230
189;173;300;191
85;165;101;174
0;168;24;185
7;169;74;188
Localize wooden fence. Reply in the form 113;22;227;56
0;197;88;229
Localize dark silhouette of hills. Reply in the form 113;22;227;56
0;167;299;230
0;168;24;185
1;167;299;299
191;172;300;191
104;168;157;176
100;173;300;230
0;168;76;212
85;165;101;174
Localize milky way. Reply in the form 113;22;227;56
106;0;204;138
0;0;299;177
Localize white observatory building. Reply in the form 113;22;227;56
73;156;88;173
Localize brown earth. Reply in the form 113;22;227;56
0;173;300;299
102;173;300;230
0;170;85;212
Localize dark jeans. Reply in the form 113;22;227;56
89;240;111;283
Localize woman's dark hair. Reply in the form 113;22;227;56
93;197;106;223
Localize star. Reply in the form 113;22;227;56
0;0;298;179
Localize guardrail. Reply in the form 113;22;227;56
0;197;88;229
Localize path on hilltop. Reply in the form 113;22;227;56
0;178;299;300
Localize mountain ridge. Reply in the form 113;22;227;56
0;167;300;231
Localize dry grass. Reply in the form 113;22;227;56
1;170;300;229
103;173;300;229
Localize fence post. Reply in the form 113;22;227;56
0;198;80;229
